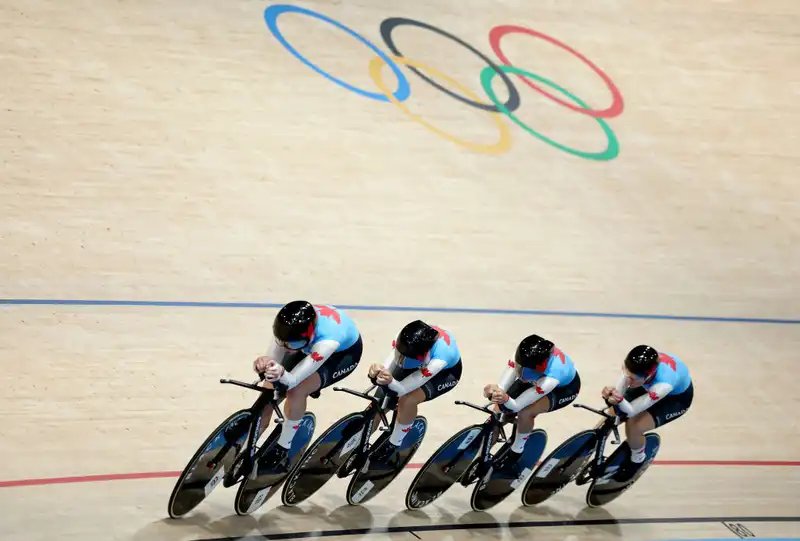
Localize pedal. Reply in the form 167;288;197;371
248;458;259;480
336;454;358;478
223;458;247;488
460;460;484;487
460;471;478;487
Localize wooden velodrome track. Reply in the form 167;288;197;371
1;1;798;540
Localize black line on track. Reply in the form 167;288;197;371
190;515;800;540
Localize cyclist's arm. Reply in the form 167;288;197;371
265;337;290;362
616;382;673;417
601;371;632;416
497;364;518;392
614;371;631;395
382;349;399;371
386;358;447;397
502;376;559;413
278;339;341;389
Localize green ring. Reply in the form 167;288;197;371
480;65;620;161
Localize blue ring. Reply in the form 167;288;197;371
264;4;410;102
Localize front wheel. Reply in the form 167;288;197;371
167;409;251;519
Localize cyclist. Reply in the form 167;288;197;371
252;301;363;472
368;320;462;468
484;334;581;475
602;345;694;482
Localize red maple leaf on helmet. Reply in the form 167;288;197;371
301;322;314;338
392;339;397;348
534;358;549;373
315;305;341;324
508;359;515;369
648;390;660;401
553;348;566;364
311;352;324;362
658;353;676;371
431;326;451;345
421;367;433;377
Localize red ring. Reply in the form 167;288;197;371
488;25;624;119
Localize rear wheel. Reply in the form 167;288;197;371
405;424;484;509
281;412;366;506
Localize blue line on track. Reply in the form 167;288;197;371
0;298;798;325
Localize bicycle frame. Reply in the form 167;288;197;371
442;400;513;476
315;385;394;467
206;377;286;471
563;403;621;481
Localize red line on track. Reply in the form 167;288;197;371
0;460;798;489
0;470;183;488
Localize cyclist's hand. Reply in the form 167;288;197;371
375;369;393;386
253;356;274;373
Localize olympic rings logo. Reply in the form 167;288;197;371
264;4;625;160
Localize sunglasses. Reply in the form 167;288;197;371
279;339;310;350
623;366;652;382
398;352;428;368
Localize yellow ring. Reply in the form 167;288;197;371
368;55;513;155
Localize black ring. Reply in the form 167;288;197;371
380;17;521;114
